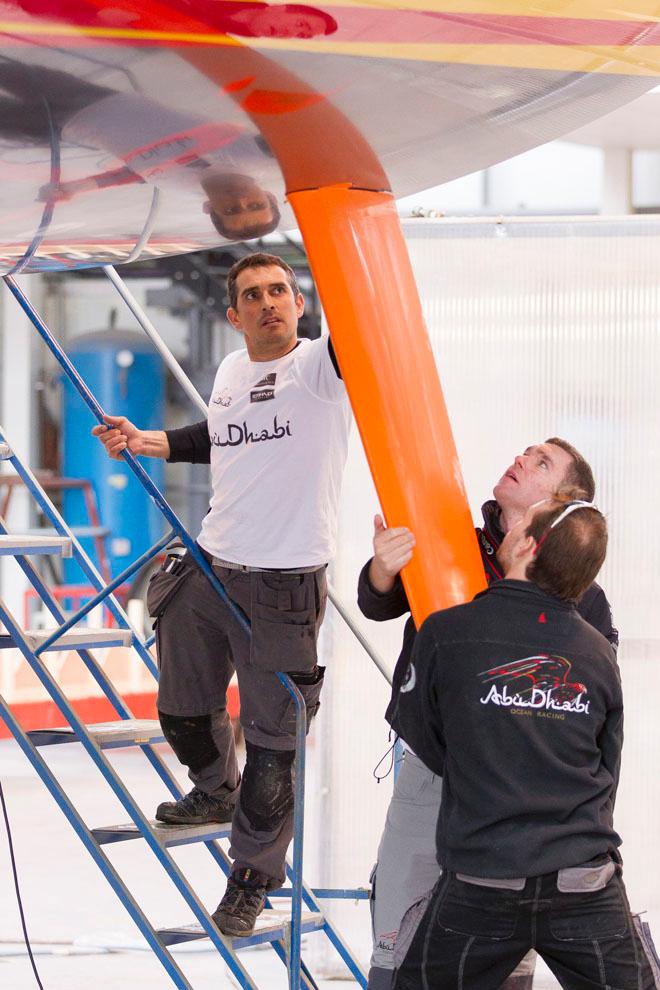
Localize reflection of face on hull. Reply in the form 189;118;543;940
202;173;280;241
215;2;338;39
7;0;338;39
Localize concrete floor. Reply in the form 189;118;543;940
0;736;367;990
1;737;567;990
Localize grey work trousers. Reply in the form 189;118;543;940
369;750;536;990
153;552;327;886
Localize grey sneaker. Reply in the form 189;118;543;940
212;868;268;936
155;787;235;825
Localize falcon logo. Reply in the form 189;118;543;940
377;931;398;951
251;389;275;403
479;654;590;714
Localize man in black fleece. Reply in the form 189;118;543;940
392;491;656;989
359;439;617;990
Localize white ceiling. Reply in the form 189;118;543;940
566;88;660;149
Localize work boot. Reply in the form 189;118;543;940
155;786;235;825
212;868;268;936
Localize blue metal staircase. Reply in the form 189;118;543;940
0;270;372;990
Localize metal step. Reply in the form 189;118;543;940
25;525;110;539
28;719;164;748
93;820;232;847
0;534;73;557
158;908;325;949
0;627;132;651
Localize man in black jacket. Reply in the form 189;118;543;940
359;439;617;990
391;491;655;989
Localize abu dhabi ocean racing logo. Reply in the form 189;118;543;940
479;654;590;715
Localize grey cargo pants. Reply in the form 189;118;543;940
151;550;327;886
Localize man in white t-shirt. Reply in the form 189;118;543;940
93;253;350;935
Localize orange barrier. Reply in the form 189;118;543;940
290;185;485;626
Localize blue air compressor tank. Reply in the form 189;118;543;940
62;331;165;580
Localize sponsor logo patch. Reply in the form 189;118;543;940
250;388;275;403
251;372;277;403
254;372;276;388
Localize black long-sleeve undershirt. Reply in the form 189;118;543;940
166;420;211;464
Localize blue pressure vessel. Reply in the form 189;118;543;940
62;331;166;581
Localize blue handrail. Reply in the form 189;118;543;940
2;273;314;990
0;430;302;987
34;529;174;654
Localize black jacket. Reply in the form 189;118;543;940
166;419;211;464
357;500;618;724
391;580;623;878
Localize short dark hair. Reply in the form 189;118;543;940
226;252;299;310
545;437;595;502
525;487;607;602
209;193;281;242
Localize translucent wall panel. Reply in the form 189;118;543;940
312;216;660;974
405;215;660;643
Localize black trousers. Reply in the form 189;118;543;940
394;869;658;990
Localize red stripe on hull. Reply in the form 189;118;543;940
3;3;660;47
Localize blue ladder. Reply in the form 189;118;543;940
0;272;370;989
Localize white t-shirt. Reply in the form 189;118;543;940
198;337;351;568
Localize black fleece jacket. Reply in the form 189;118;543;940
391;580;622;878
357;500;618;724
